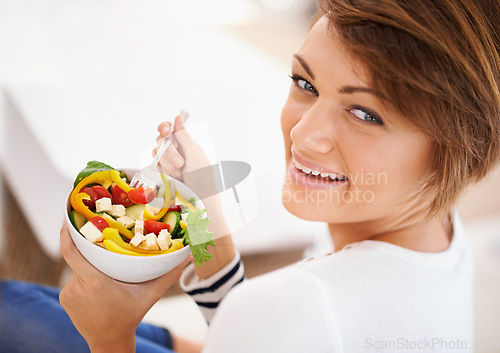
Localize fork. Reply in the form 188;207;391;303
130;110;190;189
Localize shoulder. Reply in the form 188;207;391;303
203;266;344;353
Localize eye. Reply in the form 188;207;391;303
289;74;318;95
348;106;383;125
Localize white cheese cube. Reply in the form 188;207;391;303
157;229;172;250
117;216;135;229
181;212;189;222
143;233;160;250
130;233;147;247
79;222;103;243
95;197;112;212
135;219;144;235
110;204;126;217
101;213;115;223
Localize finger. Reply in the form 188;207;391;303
172;117;195;152
154;135;184;170
156;135;184;165
152;135;171;158
158;155;183;180
173;114;185;132
164;145;185;169
60;222;100;278
158;121;173;137
148;254;193;295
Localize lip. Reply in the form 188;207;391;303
288;163;348;190
291;148;345;176
289;149;348;190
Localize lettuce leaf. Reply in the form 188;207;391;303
181;208;215;266
73;160;116;188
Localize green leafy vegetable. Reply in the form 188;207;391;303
181;208;215;266
73;160;117;188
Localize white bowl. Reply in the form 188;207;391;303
65;169;203;283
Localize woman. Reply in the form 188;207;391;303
4;0;499;352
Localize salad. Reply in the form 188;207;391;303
68;160;214;266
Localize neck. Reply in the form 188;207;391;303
328;211;452;253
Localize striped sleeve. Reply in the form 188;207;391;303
179;251;245;323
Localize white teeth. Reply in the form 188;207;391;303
294;159;347;181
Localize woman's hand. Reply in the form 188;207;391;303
156;114;236;279
59;222;191;353
156;114;211;185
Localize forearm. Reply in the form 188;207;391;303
195;195;235;279
195;234;235;279
172;334;204;353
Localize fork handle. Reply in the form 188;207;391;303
152;111;189;167
152;137;173;167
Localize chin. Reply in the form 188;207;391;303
281;184;335;222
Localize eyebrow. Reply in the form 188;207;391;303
340;86;387;101
293;54;315;80
293;53;387;101
340;86;377;95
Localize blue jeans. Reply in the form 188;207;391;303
0;280;174;353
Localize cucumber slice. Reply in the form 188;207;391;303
69;210;87;230
101;213;116;223
125;204;146;220
162;211;181;238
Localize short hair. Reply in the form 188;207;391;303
317;0;500;216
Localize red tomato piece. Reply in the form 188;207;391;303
89;216;109;232
91;185;111;200
167;205;182;213
128;187;157;205
144;220;170;235
112;185;134;207
80;187;98;209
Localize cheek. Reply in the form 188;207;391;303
333;130;434;211
354;135;434;205
280;97;301;154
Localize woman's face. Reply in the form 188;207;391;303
281;16;434;228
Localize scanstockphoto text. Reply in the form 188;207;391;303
364;337;500;351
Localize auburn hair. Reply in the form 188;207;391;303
317;0;500;216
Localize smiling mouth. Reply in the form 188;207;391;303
292;159;349;182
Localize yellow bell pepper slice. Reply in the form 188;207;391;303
102;228;183;256
103;239;151;256
167;239;184;252
143;174;173;220
175;191;196;211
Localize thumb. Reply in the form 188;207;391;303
149;254;193;294
172;114;196;151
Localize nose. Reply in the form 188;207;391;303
290;105;335;154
